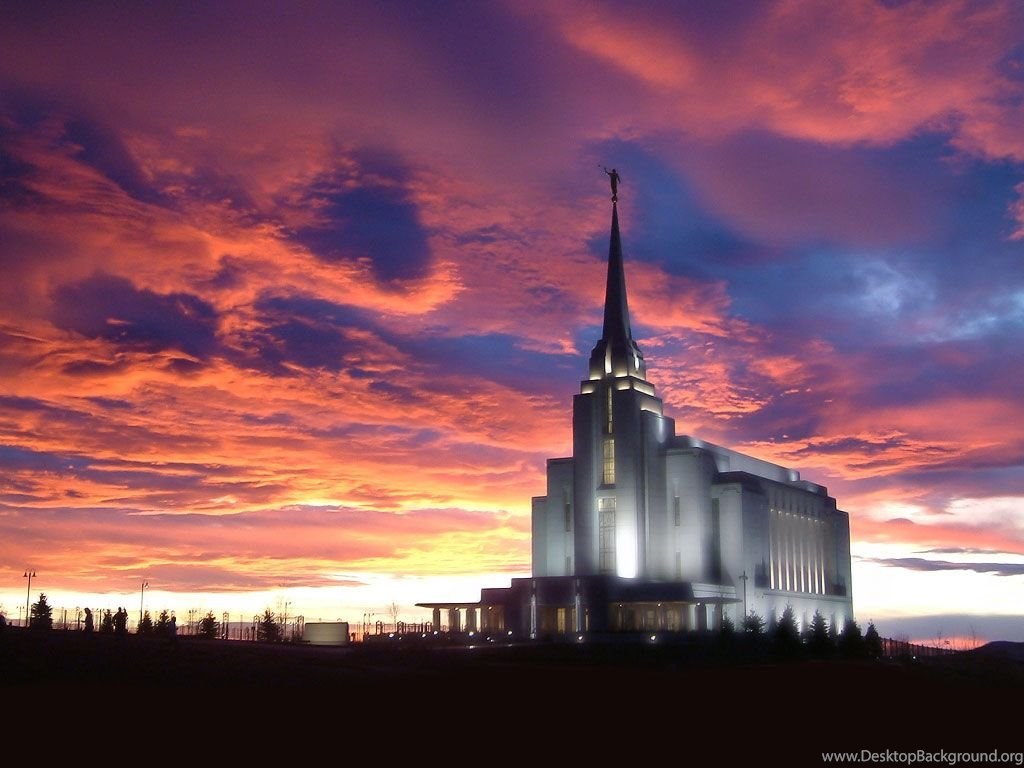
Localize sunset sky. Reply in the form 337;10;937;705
2;1;1023;642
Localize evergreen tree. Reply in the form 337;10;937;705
719;614;735;636
198;611;219;639
137;610;153;635
864;621;883;660
773;605;801;656
257;609;281;642
154;609;171;636
839;617;866;659
30;593;53;630
742;611;765;635
100;609;114;634
806;610;833;657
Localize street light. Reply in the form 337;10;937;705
139;580;149;630
23;570;36;629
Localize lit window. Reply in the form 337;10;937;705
598;497;616;574
605;387;613;434
602;438;615;485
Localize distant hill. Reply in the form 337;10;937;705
969;640;1024;662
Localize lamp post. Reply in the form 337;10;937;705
23;570;36;628
139;580;149;630
739;570;749;620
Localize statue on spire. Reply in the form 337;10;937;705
603;166;621;202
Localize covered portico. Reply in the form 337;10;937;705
419;575;738;638
415;601;489;634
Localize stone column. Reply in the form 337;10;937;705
696;602;708;631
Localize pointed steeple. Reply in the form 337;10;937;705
588;202;646;381
602;202;632;342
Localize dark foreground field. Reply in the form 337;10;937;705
4;629;1021;759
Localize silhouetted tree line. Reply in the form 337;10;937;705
722;604;883;660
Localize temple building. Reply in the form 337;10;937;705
419;198;853;637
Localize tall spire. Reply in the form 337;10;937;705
589;202;646;381
602;202;632;342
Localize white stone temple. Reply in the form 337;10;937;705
420;198;853;637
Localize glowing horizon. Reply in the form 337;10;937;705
2;1;1023;643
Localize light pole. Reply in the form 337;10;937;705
23;570;36;628
139;580;149;630
739;570;749;620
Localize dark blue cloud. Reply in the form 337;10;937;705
586;137;754;282
84;396;134;411
52;272;219;359
694;136;1023;346
292;152;432;283
203;256;249;291
258;318;354;372
242;292;574;392
0;443;285;503
868;557;1024;577
997;41;1024;84
0;145;38;207
0;444;91;474
413;332;577;395
255;294;372;328
63;118;164;205
229;294;373;375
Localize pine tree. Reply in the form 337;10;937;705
30;593;53;630
719;614;735;635
840;617;866;659
774;605;801;656
198;611;219;639
137;611;153;635
154;609;171;636
806;610;832;657
742;611;765;635
257;609;281;642
864;621;883;659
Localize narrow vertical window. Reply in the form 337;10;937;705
563;489;572;533
602;437;615;485
598;497;616;574
709;497;722;582
673;495;681;527
605;387;613;434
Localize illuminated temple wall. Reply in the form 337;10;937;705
528;201;853;633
